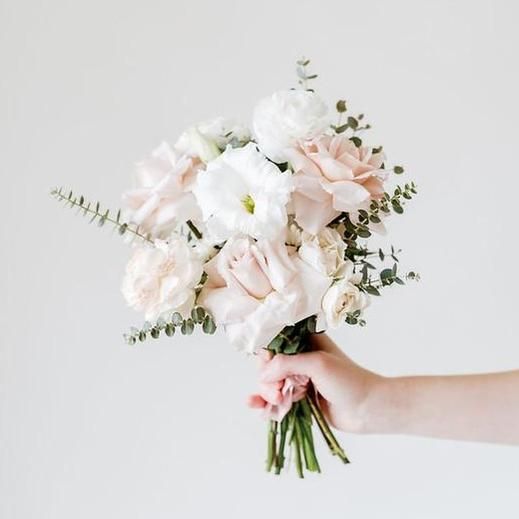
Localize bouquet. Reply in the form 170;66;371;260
51;58;418;477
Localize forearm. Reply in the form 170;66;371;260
365;370;519;444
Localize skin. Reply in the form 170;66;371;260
248;334;519;445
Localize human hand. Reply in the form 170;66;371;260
248;333;385;433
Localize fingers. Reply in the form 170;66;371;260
260;351;329;384
247;394;266;409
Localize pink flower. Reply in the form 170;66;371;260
122;143;202;238
286;135;388;234
198;237;331;353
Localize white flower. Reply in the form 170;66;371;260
193;143;293;240
298;227;347;277
319;261;369;328
253;90;330;163
121;239;203;322
122;142;202;238
175;117;250;162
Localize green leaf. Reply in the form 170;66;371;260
350;136;362;148
334;123;349;134
336;100;347;113
171;312;183;326
347;116;358;130
268;335;284;353
364;285;381;296
202;315;216;334
165;323;175;337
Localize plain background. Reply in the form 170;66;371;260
1;0;518;517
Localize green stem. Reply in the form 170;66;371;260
298;412;320;473
266;420;278;472
306;392;349;464
186;220;202;239
290;415;304;478
275;415;289;474
50;188;154;244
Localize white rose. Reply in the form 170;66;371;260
121;239;203;322
175;117;250;162
298;227;347;277
253;90;330;163
320;262;369;328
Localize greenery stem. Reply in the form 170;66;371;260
306;392;349;464
266;420;278;472
186;220;202;239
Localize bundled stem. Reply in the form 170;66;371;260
265;318;349;476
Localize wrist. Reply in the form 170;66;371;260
360;375;409;434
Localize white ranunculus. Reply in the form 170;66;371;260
320;261;369;328
253;90;330;163
175;117;250;162
298;227;347;278
193;143;293;241
121;239;203;322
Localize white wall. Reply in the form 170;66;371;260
1;1;518;517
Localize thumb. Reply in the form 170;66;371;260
260;351;328;384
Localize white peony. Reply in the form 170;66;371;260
253;90;330;163
121;239;203;322
319;261;369;329
193;143;293;241
175;117;250;162
298;227;347;278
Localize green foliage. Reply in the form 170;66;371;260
50;187;154;244
123;307;216;345
296;57;318;91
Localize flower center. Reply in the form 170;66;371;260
242;194;255;214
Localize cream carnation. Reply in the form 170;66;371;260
121;239;203;322
193;143;293;241
253;90;330;163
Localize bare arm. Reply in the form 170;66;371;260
249;334;519;445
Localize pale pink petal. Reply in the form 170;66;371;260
292;191;340;234
324;180;371;212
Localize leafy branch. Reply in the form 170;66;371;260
124;307;216;345
296;57;318;91
50;187;154;244
338;182;418;244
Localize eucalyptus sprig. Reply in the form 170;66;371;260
296;57;318;91
50;187;154;244
337;182;418;244
124;306;217;345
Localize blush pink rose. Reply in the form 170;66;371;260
286;135;388;234
199;237;331;353
122;142;203;238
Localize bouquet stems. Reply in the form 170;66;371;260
265;318;349;477
265;392;348;477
